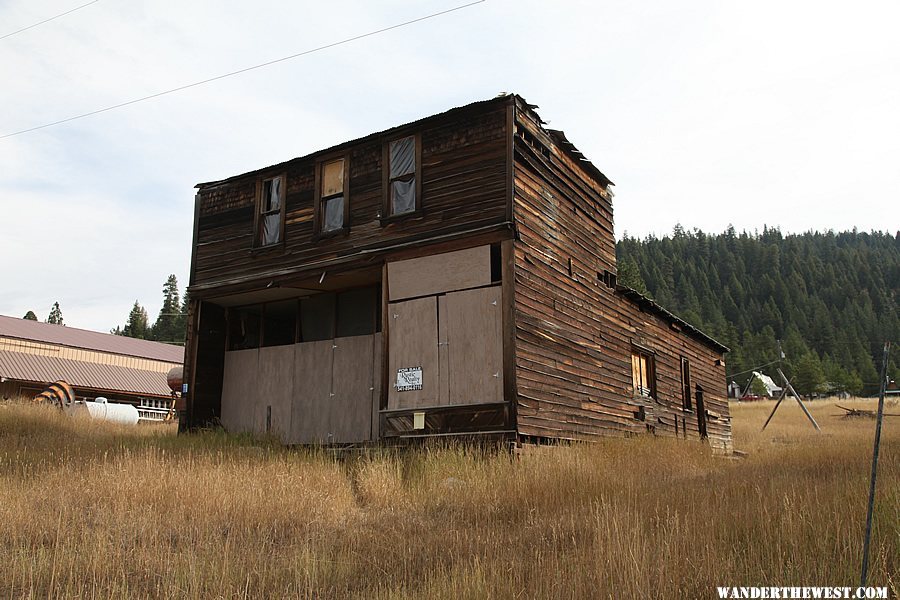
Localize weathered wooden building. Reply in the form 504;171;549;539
183;95;732;451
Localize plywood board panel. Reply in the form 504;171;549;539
446;286;503;405
371;332;383;440
437;295;450;406
289;340;333;444
258;345;295;442
387;296;439;409
331;334;375;443
388;245;491;301
221;349;259;433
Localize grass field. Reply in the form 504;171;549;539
0;398;896;599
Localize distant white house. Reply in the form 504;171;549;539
750;371;782;397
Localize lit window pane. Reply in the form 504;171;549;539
389;136;415;178
322;160;344;198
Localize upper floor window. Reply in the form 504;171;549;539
385;135;419;217
318;157;347;233
257;175;284;246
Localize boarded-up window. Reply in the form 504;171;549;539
388;136;416;215
229;306;262;350
263;300;298;347
319;159;346;233
258;176;283;246
681;357;692;410
631;350;655;398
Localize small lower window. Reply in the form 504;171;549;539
681;357;692;410
631;349;656;398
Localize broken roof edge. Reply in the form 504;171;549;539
195;94;613;192
614;285;730;354
195;95;514;190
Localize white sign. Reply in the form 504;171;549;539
395;367;423;391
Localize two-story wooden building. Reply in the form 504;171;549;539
182;95;732;451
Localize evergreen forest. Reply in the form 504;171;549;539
616;227;899;396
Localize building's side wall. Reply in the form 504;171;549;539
192;102;510;294
512;104;731;450
614;298;731;450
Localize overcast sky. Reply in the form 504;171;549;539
1;0;897;333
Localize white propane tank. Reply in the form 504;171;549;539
70;398;140;425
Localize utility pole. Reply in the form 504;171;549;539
860;341;891;587
762;340;820;431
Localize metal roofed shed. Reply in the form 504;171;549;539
0;315;184;408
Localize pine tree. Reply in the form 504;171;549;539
792;353;826;396
122;301;150;339
152;275;181;343
173;291;190;343
617;256;649;295
22;311;37;321
46;302;64;325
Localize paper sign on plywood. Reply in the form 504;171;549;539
395;367;423;391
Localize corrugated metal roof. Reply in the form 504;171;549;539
615;285;730;353
0;315;184;363
0;352;172;397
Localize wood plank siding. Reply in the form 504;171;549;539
510;97;731;451
190;100;512;297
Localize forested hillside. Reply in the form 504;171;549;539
616;227;899;396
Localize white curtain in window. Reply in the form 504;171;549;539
389;137;415;178
391;178;416;215
269;177;282;210
263;214;280;245
323;196;344;231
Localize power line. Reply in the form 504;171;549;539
1;0;101;41
727;359;781;379
1;0;486;139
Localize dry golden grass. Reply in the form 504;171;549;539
0;397;896;599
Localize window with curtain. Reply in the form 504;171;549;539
320;158;345;233
258;176;283;246
388;136;416;215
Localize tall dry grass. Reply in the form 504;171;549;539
0;398;896;599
